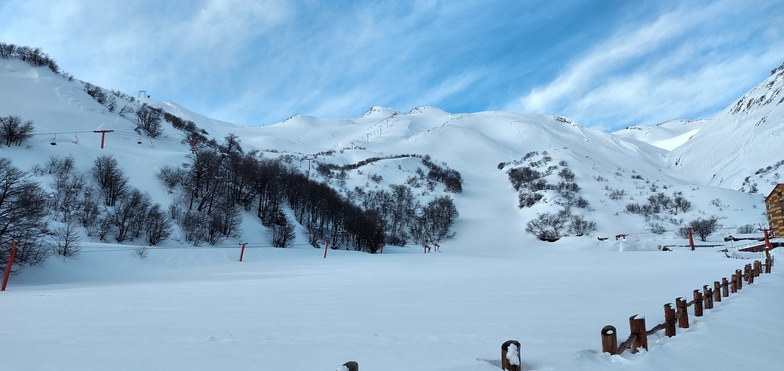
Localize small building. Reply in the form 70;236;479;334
765;183;784;237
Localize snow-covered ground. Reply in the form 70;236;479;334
3;243;781;370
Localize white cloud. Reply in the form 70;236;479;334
504;0;784;129
506;5;699;115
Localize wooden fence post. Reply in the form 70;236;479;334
703;285;713;310
721;278;729;298
731;273;738;293
338;361;358;371
747;264;754;284
693;290;703;317
713;281;721;303
736;269;743;290
501;340;521;371
601;325;618;355
766;256;773;273
755;260;762;277
664;303;676;337
629;315;648;353
676;297;689;328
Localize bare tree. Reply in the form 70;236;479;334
412;196;459;243
672;192;692;215
526;209;570;242
0;158;50;270
0;115;35;146
690;216;720;242
91;155;128;207
135;104;164;138
51;220;81;257
111;189;152;242
144;204;172;245
271;211;295;248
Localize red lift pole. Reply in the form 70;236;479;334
2;241;18;291
93;130;114;149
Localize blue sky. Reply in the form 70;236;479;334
1;0;782;131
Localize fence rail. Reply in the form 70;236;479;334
601;255;774;355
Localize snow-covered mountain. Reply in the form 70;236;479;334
615;62;784;193
1;55;781;251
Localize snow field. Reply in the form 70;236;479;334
3;246;781;370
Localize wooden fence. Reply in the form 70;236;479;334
601;255;774;355
333;255;775;369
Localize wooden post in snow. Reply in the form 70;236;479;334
693;290;704;317
601;325;618;354
721;277;729;297
676;297;689;328
664;304;676;337
703;285;713;310
714;281;722;303
731;273;738;293
629;315;648;353
501;340;521;371
339;361;358;371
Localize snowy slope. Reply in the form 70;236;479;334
667;62;784;191
612;119;707;151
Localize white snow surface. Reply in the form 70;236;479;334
1;58;783;370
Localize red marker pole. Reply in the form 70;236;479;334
323;240;329;259
687;227;695;251
2;244;18;291
239;243;247;262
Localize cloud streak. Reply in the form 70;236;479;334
505;0;784;129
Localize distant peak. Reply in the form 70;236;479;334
408;106;448;115
359;106;399;119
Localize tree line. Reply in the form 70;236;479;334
160;134;459;252
0;155;172;272
0;42;60;74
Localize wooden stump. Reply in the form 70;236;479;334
693;290;703;317
713;281;721;303
703;285;713;310
501;340;521;371
601;325;618;354
629;315;648;353
721;278;729;297
664;303;676;337
676;297;689;328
